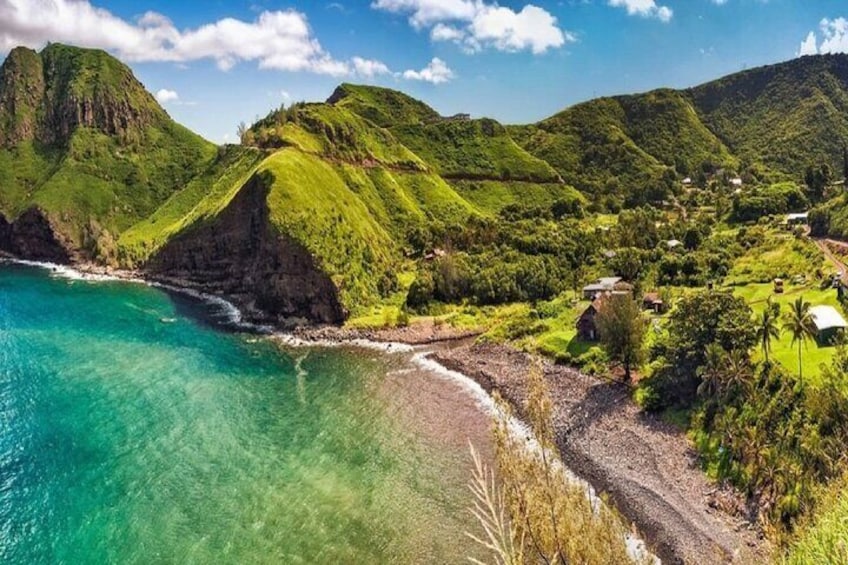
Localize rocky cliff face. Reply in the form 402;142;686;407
145;173;346;326
0;47;44;146
0;208;73;263
0;44;164;148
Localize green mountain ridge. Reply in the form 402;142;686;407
2;43;848;321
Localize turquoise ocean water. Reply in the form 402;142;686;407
0;263;487;564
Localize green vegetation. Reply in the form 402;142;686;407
391;118;560;182
731;182;808;222
450;179;583;215
787;473;848;564
688;54;848;180
595;294;647;380
118;145;265;264
10;42;848;558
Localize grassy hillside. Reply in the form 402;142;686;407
118;145;265;264
327;83;577;215
617;89;737;171
511;54;848;207
246;102;425;170
185;104;480;311
327;82;441;127
391;118;560;182
450;180;583;215
207;147;476;312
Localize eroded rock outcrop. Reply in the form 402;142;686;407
145;173;345;326
0;208;73;263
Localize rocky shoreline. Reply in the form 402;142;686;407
429;343;769;565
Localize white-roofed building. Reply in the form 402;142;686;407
810;305;848;343
582;276;633;299
786;212;809;225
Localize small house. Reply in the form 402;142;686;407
730;177;743;187
810;305;848;344
642;292;666;314
577;297;605;341
666;239;683;249
582;276;631;300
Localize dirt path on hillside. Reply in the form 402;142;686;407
815;238;848;282
431;343;769;565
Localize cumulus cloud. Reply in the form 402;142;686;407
154;88;179;103
0;0;387;77
608;0;673;22
371;0;571;54
352;56;390;77
797;17;848;57
402;57;454;84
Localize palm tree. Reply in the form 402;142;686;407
697;343;726;399
755;298;781;364
723;348;753;397
782;297;817;384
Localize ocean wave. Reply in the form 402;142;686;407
1;258;129;283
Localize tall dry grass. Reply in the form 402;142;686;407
468;366;641;564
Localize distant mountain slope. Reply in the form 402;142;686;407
510;90;738;206
328;83;441;127
0;44;216;262
511;53;848;206
687;54;848;177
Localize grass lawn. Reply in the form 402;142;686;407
730;282;844;380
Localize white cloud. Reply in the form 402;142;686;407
796;17;848;58
431;23;464;42
820;17;848;53
798;30;818;56
371;0;571;54
372;0;477;28
352;56;390;77
608;0;673;22
154;88;179;103
402;57;454;84
0;0;388;77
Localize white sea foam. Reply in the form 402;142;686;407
412;351;659;565
273;333;414;353
1;258;129;282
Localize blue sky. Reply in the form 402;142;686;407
1;0;848;142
